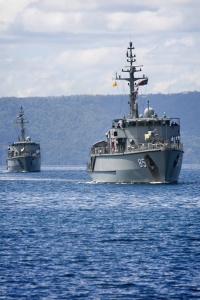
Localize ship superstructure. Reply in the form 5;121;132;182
7;106;41;172
87;42;184;183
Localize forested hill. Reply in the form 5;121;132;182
0;91;199;166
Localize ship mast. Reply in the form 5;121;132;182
115;41;148;118
15;106;29;142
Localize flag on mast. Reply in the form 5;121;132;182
136;78;148;87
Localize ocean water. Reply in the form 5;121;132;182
0;165;200;300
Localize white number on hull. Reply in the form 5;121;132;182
138;158;147;168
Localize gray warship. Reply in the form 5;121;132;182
7;106;41;172
87;42;184;183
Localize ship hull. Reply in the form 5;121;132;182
87;149;183;183
7;156;41;172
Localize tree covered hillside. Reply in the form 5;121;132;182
0;92;199;166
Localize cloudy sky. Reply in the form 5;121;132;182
1;0;200;97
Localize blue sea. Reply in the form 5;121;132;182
0;165;200;300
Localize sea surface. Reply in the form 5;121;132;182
0;165;200;300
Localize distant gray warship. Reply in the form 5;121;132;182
87;42;184;183
7;106;41;172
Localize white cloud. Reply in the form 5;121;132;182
0;0;200;96
164;38;194;48
0;0;37;32
22;8;83;33
107;10;182;32
56;48;113;68
40;0;99;12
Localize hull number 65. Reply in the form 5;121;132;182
138;158;147;168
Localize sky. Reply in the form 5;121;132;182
1;0;200;97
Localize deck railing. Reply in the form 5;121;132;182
7;151;40;158
90;141;183;155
